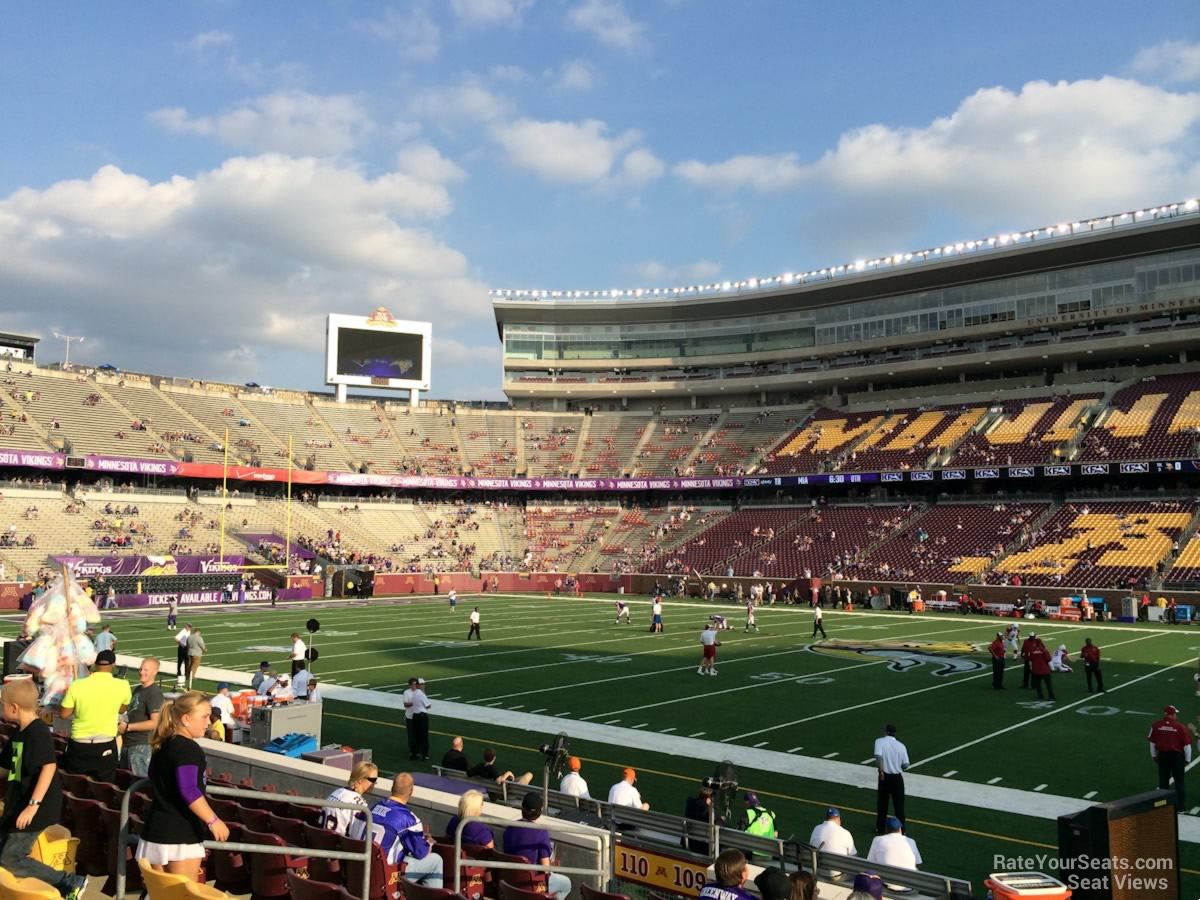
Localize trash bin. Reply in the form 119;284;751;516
618;586;624;595
985;872;1071;898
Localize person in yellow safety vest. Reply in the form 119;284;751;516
738;791;777;838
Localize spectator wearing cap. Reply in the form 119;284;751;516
559;756;591;799
441;736;470;774
738;791;777;838
698;849;756;900
292;663;312;702
209;683;235;730
809;806;856;858
503;793;571;898
752;867;791;900
60;648;132;782
120;658;164;776
848;872;884;900
250;661;271;693
684;782;722;855
608;767;649;810
867;817;921;870
1149;704;1193;808
873;723;908;835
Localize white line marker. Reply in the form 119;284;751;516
689;731;706;738
788;747;804;754
987;777;1003;785
510;705;524;710
860;758;875;765
444;696;460;702
530;708;547;714
555;711;571;717
1190;806;1200;815
632;722;649;729
1085;792;1098;800
604;719;622;725
660;727;677;734
942;770;957;778
1034;784;1048;792
823;751;839;759
754;741;770;748
486;701;504;707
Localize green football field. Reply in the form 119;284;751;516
9;593;1200;894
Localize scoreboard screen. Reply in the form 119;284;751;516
325;310;431;392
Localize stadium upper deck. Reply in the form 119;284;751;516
493;201;1200;408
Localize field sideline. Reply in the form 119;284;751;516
9;591;1200;893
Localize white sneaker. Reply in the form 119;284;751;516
710;669;718;676
697;668;704;674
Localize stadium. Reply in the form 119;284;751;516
0;196;1199;898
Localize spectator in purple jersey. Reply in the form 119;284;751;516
445;790;494;849
698;849;758;900
502;793;570;898
350;773;443;887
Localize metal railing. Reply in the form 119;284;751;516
115;779;374;900
451;814;608;896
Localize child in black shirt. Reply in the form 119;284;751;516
0;678;88;898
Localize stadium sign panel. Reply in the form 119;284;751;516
325;310;432;393
613;843;707;898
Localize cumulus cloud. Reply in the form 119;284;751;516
490;117;655;185
409;77;514;126
180;31;233;53
450;0;534;27
627;259;721;283
150;90;372;156
1132;40;1200;84
360;6;441;61
676;77;1200;227
0;156;492;387
566;0;647;53
396;143;467;184
551;59;595;91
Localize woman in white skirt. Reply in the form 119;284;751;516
135;691;230;881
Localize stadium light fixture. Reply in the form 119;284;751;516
53;332;85;369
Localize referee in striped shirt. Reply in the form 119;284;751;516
873;723;909;835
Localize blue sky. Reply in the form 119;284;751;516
1;1;1197;399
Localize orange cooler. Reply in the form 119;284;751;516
985;873;1071;899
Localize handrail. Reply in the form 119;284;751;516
115;778;374;900
452;814;608;896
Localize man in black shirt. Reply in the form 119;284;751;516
468;747;533;785
683;783;723;855
0;679;89;897
441;736;470;774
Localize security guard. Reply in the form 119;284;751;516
738;791;777;839
1148;704;1193;809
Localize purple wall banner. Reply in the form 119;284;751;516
54;554;247;577
322;472;745;491
84;455;182;476
0;448;64;469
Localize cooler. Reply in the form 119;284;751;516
985;872;1071;898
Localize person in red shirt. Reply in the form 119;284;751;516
1020;633;1038;690
989;632;1006;690
1028;639;1054;701
1079;638;1104;693
1149;705;1192;808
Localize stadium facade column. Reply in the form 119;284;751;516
409;388;420;408
336;383;347;403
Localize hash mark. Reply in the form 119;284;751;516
823;752;839;759
1034;784;1048;792
753;741;769;748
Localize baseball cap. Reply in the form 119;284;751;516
1165;704;1180;715
521;792;544;813
417;678;426;685
623;767;637;782
568;757;581;771
217;682;229;692
826;807;840;818
753;868;791;900
851;872;884;900
884;723;897;735
95;650;116;666
744;791;759;805
886;816;903;832
259;660;271;668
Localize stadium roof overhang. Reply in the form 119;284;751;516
492;215;1200;337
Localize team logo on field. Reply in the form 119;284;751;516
808;639;985;676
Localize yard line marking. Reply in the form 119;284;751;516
510;705;524;710
721;630;1164;742
788;747;803;754
753;741;770;748
942;771;957;778
988;777;1003;785
689;731;706;738
530;708;547;714
822;752;839;759
443;696;460;702
605;719;622;725
1085;792;1099;800
1190;806;1200;815
555;711;571;717
910;651;1196;770
632;722;649;729
660;727;676;734
860;758;875;764
486;701;504;707
1034;784;1048;792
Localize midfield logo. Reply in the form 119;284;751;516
808;639;985;676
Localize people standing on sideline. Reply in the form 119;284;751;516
989;632;1006;690
745;600;759;633
1005;621;1020;659
120;658;164;776
1028;637;1055;701
812;603;828;639
352;773;444;887
448;588;457;612
651;596;664;633
94;624;117;655
174;624;192;678
559;757;590;799
446;789;494;849
1149;704;1192;809
320;761;377;836
1080;639;1104;693
250;661;271;693
166;596;178;631
292;662;312;699
873;723;908;835
433;575;441;596
60;649;130;783
608;768;650;810
738;791;777;838
104;584;118;610
867;817;921;870
135;692;229;881
290;632;307;678
186;627;207;690
1020;631;1037;689
809;807;857;858
404;678;431;760
503;793;571;899
467;607;482;640
698;622;721;676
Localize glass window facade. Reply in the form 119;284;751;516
502;247;1200;366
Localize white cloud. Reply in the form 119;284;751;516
396;143;467;184
1132;40;1200;84
676;77;1200;226
181;31;233;53
615;147;665;187
489;64;530;83
627;259;720;283
150;90;372;156
489;117;644;183
450;0;533;27
435;336;502;367
552;59;595;91
409;77;513;126
360;6;441;61
566;0;647;53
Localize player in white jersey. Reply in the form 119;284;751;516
1005;622;1021;659
744;601;759;633
708;614;729;630
1050;644;1073;673
615;600;631;624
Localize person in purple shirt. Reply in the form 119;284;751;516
502;793;570;898
445;790;494;849
698;849;758;900
350;773;443;887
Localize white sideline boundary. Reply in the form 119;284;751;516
141;651;1200;847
